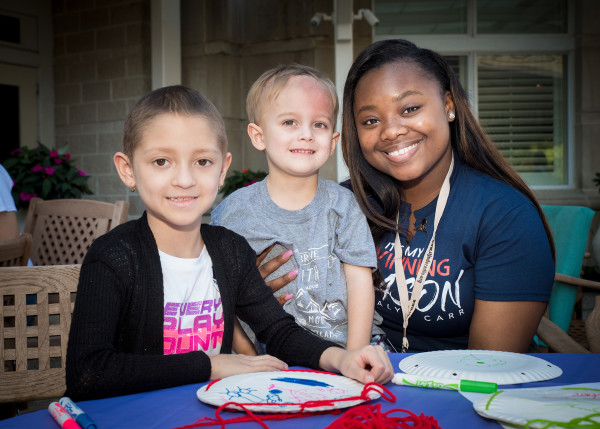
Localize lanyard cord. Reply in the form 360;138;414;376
394;154;454;352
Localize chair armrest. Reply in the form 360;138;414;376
536;316;590;353
555;273;600;291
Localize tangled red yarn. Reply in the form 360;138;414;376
173;383;440;429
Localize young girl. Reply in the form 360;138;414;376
211;65;384;352
341;39;555;353
65;85;392;401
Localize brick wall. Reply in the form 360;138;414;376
52;0;151;217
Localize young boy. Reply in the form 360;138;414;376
211;65;384;351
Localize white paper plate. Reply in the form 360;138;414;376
398;350;562;385
473;385;600;427
197;370;381;413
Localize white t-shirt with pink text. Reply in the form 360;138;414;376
161;247;224;355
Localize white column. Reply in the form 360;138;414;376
151;0;182;89
334;0;353;183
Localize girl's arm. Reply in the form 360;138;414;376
232;317;258;356
468;300;547;352
343;263;375;350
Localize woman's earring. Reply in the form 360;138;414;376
448;112;455;120
129;185;136;192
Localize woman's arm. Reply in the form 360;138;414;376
256;244;297;304
469;299;547;352
344;263;375;350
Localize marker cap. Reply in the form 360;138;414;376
459;379;497;393
75;414;97;429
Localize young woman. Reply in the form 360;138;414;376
341;39;554;353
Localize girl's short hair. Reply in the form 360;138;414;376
246;64;338;128
123;85;227;160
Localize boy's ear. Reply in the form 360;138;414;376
219;152;233;187
247;123;266;151
114;152;135;188
330;131;340;156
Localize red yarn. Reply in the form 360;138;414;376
173;383;440;429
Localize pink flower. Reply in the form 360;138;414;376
10;148;22;156
244;180;259;187
64;153;71;161
45;167;55;175
32;164;43;173
19;192;37;202
49;150;59;157
78;169;86;176
54;158;63;165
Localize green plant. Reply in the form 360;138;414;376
2;143;93;209
220;168;267;198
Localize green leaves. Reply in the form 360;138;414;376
220;169;267;198
2;143;93;209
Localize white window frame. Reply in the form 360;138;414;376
372;0;575;190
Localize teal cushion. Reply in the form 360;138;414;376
541;205;595;332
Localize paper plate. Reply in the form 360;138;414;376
398;350;562;385
473;385;600;427
197;370;382;413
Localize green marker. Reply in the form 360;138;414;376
392;373;497;393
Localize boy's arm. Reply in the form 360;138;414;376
232;317;258;356
343;263;375;350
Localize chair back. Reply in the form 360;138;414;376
541;205;595;333
0;264;80;402
24;198;129;265
0;233;32;267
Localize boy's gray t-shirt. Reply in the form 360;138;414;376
211;177;382;346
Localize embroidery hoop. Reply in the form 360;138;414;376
196;370;383;413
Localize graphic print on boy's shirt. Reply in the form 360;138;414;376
160;248;224;355
290;243;347;343
376;236;465;326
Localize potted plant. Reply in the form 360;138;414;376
220;168;267;198
2;143;93;210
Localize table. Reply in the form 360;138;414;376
0;353;598;428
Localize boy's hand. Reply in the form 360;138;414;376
257;245;298;299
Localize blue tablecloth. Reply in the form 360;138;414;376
1;353;598;428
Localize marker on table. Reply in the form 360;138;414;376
48;402;79;429
392;372;497;393
59;397;98;429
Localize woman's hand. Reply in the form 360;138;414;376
319;345;394;385
257;244;298;305
208;353;288;380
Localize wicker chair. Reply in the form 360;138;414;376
24;198;129;265
0;264;80;403
0;233;32;267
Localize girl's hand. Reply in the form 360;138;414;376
319;345;394;385
208;353;288;380
257;244;298;305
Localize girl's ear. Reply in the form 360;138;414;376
445;92;455;120
219;152;232;187
114;152;135;188
247;123;266;151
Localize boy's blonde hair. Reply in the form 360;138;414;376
246;64;339;129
